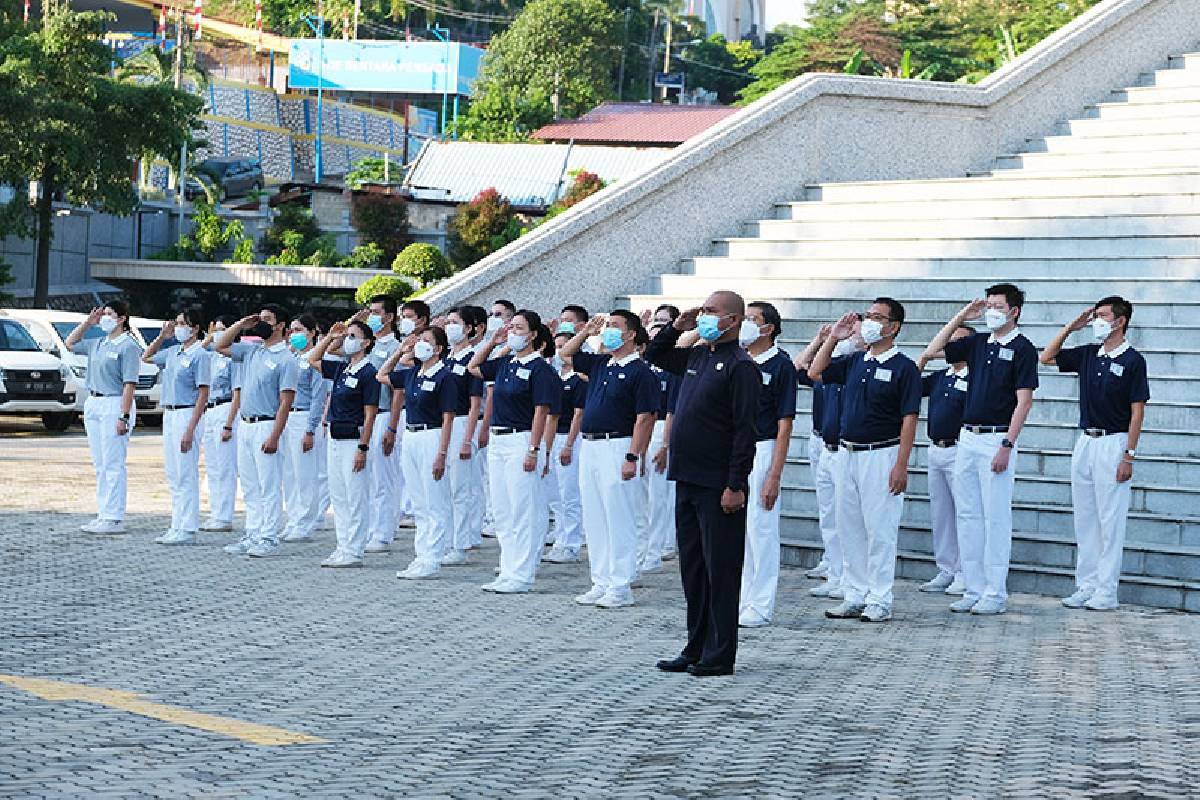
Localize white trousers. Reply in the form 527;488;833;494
579;437;643;592
446;416;476;552
282;414;323;540
163;407;201;533
954;429;1017;603
402;426;454;565
237;418;285;544
488;430;545;585
741;440;782;620
548;436;584;551
1070;432;1131;601
927;443;963;579
479;431;494;535
812;435;843;584
641;420;676;567
465;432;485;546
202;406;238;524
84;395;135;522
327;436;373;558
836;446;904;608
366;421;399;545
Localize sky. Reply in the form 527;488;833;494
764;0;812;29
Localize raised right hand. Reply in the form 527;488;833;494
1068;307;1095;333
674;307;701;331
959;298;987;322
830;311;858;341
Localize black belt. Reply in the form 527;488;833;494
491;426;526;435
292;407;309;412
407;423;440;432
1083;427;1122;438
931;439;958;448
963;424;1007;434
841;437;901;452
89;391;117;398
242;415;275;424
824;443;839;454
581;432;629;441
163;404;194;410
207;398;231;408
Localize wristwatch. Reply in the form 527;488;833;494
357;443;369;453
1000;438;1014;449
528;445;539;455
1124;448;1137;458
624;453;639;463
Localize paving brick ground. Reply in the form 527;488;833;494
2;419;1200;799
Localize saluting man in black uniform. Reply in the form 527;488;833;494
646;291;761;677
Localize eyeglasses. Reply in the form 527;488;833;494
862;313;893;323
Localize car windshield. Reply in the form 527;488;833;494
138;327;160;345
199;162;232;178
0;320;42;352
51;321;103;341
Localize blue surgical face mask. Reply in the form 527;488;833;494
366;314;384;333
696;314;725;342
557;322;576;335
601;327;625;351
507;332;529;352
289;332;309;350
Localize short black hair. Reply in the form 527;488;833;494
369;295;398;315
493;299;516;315
608;309;649;347
655;304;680;321
748;301;782;342
402;299;431;322
179;308;205;329
217;313;240;328
347;319;375;351
1095;295;1133;329
873;296;905;328
295;313;320;335
561;304;589;322
105;299;133;332
423;325;449;353
514;309;551;353
985;283;1025;310
260;303;292;329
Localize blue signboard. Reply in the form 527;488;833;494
288;40;484;95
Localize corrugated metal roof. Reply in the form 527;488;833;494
532;103;741;145
402;141;670;208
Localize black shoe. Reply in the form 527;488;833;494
655;656;696;673
687;662;734;677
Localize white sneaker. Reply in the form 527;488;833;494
1084;594;1119;612
491;578;531;594
325;553;364;568
280;530;313;543
808;582;839;598
320;549;343;567
574;586;607;605
440;549;469;566
200;519;233;532
397;516;417;529
223;536;253;555
661;548;677;561
79;518;104;533
247;540;281;558
825;600;866;619
949;597;977;613
481;528;498;538
397;560;439;580
970;598;1007;615
806;562;829;579
153;529;178;544
639;561;664;575
364;541;391;553
1062;588;1094;609
544;547;581;564
919;572;955;592
86;520;125;535
738;609;769;627
596;588;635;609
158;529;196;546
944;577;966;595
860;604;892;623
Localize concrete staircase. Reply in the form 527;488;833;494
623;47;1200;611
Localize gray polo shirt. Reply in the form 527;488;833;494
292;350;330;434
231;341;299;418
72;332;141;395
207;348;233;402
153;342;212;407
369;334;399;413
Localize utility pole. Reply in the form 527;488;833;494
174;4;188;237
645;7;659;101
303;4;327;183
616;7;630;101
428;25;451;139
661;14;673;101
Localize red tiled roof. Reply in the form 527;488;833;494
533;103;741;145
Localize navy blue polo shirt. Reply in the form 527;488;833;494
650;366;682;422
321;359;380;426
555;372;587;435
573;351;660;436
821;348;921;444
444;346;484;417
391;362;459;427
645;326;761;492
751;346;798;441
798;372;844;446
944;330;1039;427
923;368;969;443
1055;342;1150;432
479;353;560;430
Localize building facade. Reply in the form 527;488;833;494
689;0;767;44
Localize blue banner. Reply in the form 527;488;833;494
288;40;483;95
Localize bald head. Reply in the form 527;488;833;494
708;291;745;317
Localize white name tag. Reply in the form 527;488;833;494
300;362;311;370
998;348;1014;362
266;361;278;371
1110;363;1125;377
376;350;389;361
954;379;969;392
453;364;467;376
108;351;120;360
686;369;697;376
874;368;892;383
661;381;668;392
345;376;358;388
618;373;626;380
180;358;191;368
421;380;436;392
762;372;772;386
516;368;531;380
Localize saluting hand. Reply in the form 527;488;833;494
584;314;607;336
237;314;261;330
958;298;987;322
720;488;745;514
86;307;105;327
351;309;369;324
159;320;176;341
1067;307;1095;333
491;324;510;347
327;321;349;339
675;307;700;331
639;309;653;328
830;312;858;341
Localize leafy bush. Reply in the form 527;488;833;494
392;243;453;288
447;188;519;268
265;230;305;265
350;192;409;267
261;203;322;259
0;257;13;303
544;170;605;221
152;201;249;262
339;242;385;269
354;274;414;306
226;237;256;264
303;234;339;267
346;157;403;189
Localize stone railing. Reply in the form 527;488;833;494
420;0;1199;314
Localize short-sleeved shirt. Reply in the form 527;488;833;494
72;332;141;395
943;329;1039;427
445;346;485;417
1055;341;1150;432
651;365;682;422
230;341;299;418
292;351;329;434
479;353;560;430
391;361;458;427
555;371;587;435
751;346;798;441
152;342;212;407
799;356;850;445
821;347;921;444
369;335;400;413
207;348;234;402
321;358;380;426
923;367;969;443
572;351;660;437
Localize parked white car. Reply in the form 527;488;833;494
2;308;162;420
0;315;78;431
130;316;169;417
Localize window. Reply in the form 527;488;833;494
52;322;103;341
0;320;41;352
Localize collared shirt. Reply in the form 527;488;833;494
206;347;233;401
821;348;921;444
923;366;969;442
944;329;1039;427
750;345;798;441
554;371;587;435
230;341;299;418
479;351;560;430
391;361;458;427
650;364;681;422
798;371;845;446
445;345;485;417
152;342;212;407
369;334;399;413
322;357;380;426
645;325;761;492
72;332;141;395
572;350;659;437
291;350;329;434
1056;341;1150;432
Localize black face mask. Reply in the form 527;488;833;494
251;321;275;340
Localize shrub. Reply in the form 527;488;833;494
355;275;414;306
346;157;404;189
392;243;453;288
303;234;339;267
226;237;256;264
261;203;322;259
351;192;409;267
339;242;385;269
265;230;305;265
447;188;519;268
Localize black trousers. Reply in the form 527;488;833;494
675;481;747;669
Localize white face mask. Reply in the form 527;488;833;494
984;308;1008;331
342;336;363;355
174;326;193;343
738;320;762;348
551;354;565;372
1091;318;1113;341
99;316;118;334
507;332;529;352
414;341;436;362
486;316;504;333
860;319;884;345
445;323;466;345
832;338;857;358
398;318;416;336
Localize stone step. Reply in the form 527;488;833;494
806;171;1200;203
744;214;1200;240
1030;128;1200;153
1111;85;1200;104
713;236;1200;260
1166;53;1200;69
1135;66;1200;89
1085;99;1200;121
777;194;1200;222
1055;114;1200;138
993;149;1200;173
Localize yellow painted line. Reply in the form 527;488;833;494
202;114;292;135
0;674;327;746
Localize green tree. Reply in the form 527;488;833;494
447;188;519;267
355;274;413;306
392;243;452;288
457;0;620;140
350;192;409;266
681;34;761;103
0;8;203;307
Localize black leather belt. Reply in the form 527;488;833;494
292;407;309;412
207;398;231;408
490;426;526;435
89;391;117;398
963;424;1007;434
242;415;274;424
824;443;839;453
841;437;901;452
407;423;440;432
931;439;958;448
1083;428;1121;438
581;432;628;441
163;404;194;410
